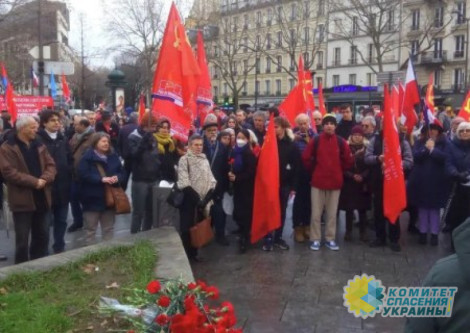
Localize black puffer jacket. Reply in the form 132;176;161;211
278;135;301;190
127;128;161;182
36;129;72;206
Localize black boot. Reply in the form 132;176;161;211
419;233;427;245
239;236;247;254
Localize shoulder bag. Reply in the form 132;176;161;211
96;163;131;215
167;157;189;208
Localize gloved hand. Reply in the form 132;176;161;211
456;171;470;183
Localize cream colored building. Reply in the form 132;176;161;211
194;0;470;108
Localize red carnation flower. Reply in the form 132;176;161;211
158;295;171;307
221;301;235;314
187;282;198;290
146;280;161;294
155;313;169;326
205;286;220;300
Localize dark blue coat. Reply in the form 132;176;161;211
407;135;452;209
77;148;125;212
445;138;470;179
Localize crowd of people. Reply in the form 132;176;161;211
0;102;469;265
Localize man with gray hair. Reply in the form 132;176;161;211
252;111;267;146
361;115;377;140
0;116;56;263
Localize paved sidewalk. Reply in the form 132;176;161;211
192;211;452;333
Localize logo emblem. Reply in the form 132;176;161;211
343;274;385;319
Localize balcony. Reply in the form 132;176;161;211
348;58;358;65
420;51;447;64
454;50;464;58
242;91;247;97
277;67;282;73
265;68;271;73
452;84;464;92
316;63;323;70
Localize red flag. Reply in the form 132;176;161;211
279;85;302;126
151;3;201;141
459;91;470;121
400;58;419;134
61;73;70;102
196;31;213;125
1;64;17;123
398;82;405;118
251;113;281;243
138;94;146;124
383;84;407;223
391;85;400;121
318;82;327;116
425;74;435;112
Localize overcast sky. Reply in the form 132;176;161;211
67;0;193;68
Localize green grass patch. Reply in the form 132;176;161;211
0;241;157;333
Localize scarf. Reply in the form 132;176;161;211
154;133;175;154
93;149;108;161
232;145;248;173
76;126;93;142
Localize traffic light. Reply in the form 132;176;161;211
224;96;229;105
38;61;45;74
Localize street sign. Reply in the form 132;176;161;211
32;61;74;75
28;46;51;59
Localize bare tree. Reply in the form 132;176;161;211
103;0;165;99
329;0;453;74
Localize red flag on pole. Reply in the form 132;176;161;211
400;58;420;134
425;74;435;112
151;2;201;141
138;94;146;124
459;91;470;121
251;113;281;243
278;85;302;126
61;73;70;102
391;85;400;121
318;82;327;116
196;31;213;125
398;82;405;118
1;64;17;123
383;84;407;223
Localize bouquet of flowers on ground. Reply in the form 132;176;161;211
100;278;242;333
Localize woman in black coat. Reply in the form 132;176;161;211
229;129;257;253
338;125;371;242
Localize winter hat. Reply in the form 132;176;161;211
322;113;337;126
351;125;364;136
202;113;218;131
429;121;444;133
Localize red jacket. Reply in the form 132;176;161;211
302;133;353;190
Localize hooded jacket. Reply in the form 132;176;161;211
405;218;470;332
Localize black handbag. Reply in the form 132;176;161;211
167;184;185;208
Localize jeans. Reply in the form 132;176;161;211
50;204;69;253
13;211;49;264
70;181;83;226
210;199;226;239
131;181;157;234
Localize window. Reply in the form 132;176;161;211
276;55;282;72
277;6;283;22
243;59;248;73
214;46;219;57
435;69;442;87
304;27;309;44
256;11;262;26
456;35;465;58
316;51;323;69
367;73;375;86
243;14;248;29
454;68;464;89
267;8;272;25
276;79;281;95
267;33;272;49
350;46;357;64
233;16;238;31
256;35;261;50
412;9;420;30
317;24;325;42
277;31;282;47
411;40;419;56
434;38;443;58
368;43;374;62
223;83;228;95
242;81;247;94
266;57;271;73
334;47;341;66
318;0;324;16
388;10;395;31
333;75;340;86
334;19;342;34
291;3;297;21
243;37;248;53
456;2;466;24
352;17;359;36
303;52;309;66
255;80;260;94
256;58;260;73
304;1;310;19
290;28;296;45
214;86;218;97
289;78;295;90
290;56;295;70
349;74;357;85
434;7;443;28
265;80;271;95
316;77;323;87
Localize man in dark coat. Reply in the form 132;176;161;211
252;111;267;147
336;104;356;139
117;112;139;190
0;116;56;264
37;110;72;253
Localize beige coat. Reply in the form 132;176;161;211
177;150;216;200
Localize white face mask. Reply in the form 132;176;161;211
236;139;248;147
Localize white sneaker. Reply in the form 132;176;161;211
325;240;339;251
310;241;321;251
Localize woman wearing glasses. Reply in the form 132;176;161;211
445;121;470;250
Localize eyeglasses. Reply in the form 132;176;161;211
459;129;470;133
314;118;322;121
362;125;370;128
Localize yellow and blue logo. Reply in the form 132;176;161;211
343;274;385;319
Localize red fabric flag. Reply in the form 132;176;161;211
425;74;435;112
391;85;400;121
138;94;146;124
383;84;407;223
400;58;420;134
151;3;201;141
398;82;405;118
278;85;302;126
251;113;281;243
61;73;70;102
318;82;327;116
196;31;213;125
1;64;17;123
459;91;470;121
